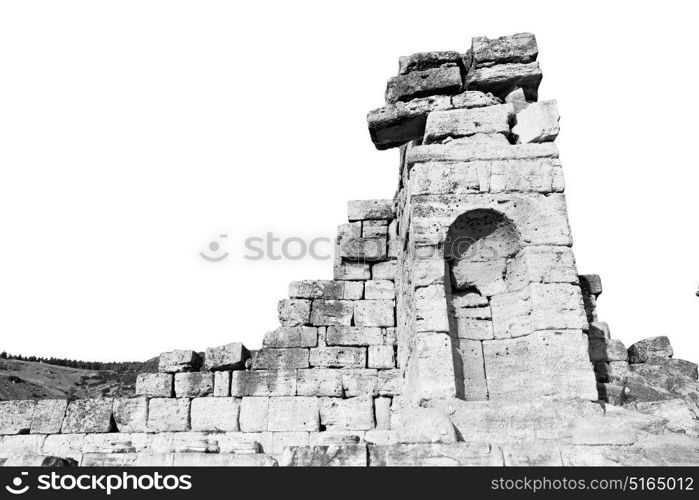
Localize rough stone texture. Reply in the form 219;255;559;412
369;442;502;466
471;33;538;67
158;350;202;373
231;370;297;397
368;345;396;369
296;369;344;397
319;396;375;431
281;444;368;466
424;104;513;143
512;100;560;143
190;398;241;432
326;326;384;346
397;408;458;443
589;338;629;362
628;336;674;364
342;369;379;397
174;372;214;397
268;397;320;432
372;261;398;280
61;399;114;434
374;397;392;430
466;61;543;100
213;371;231;397
310;300;354;326
339;237;387;261
385;66;463;103
289;280;363;300
253;348;309;370
347;199;395;221
278;299;312;326
310;347;367;368
112;398;148;433
147;399;190;432
354;300;395;327
334;261;371;280
30;400;67;434
364;280;395;300
239;397;269;432
136;373;173;397
0;400;36;435
263;327;318;348
204;343;250;371
398;51;463;75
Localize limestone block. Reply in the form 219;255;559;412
319;396;375;431
333;261;371;280
2;455;77;467
412;258;446;286
595;360;630;383
459;340;489;400
466;61;542;100
471;33;538;67
235;397;269;433
377;369;402;396
308;431;364;447
453;318;494;341
171;453;277;467
310;347;366;368
0;435;46;457
263;326;318;348
579;274;603;296
347;199;395;221
374;397;392;430
339;236;387;261
296;369;343;397
483;330;598;401
230;370;296;397
136;373;173;397
174;372;214;397
369;443;501;466
424;104;513;143
626;399;699;437
451;90;502;109
588;321;611;339
364;280;395;300
385;66;462;103
589;338;628;362
362;220;389;238
368;345;396;369
158;350;202;373
383;327;398;346
623;363;699;403
504;87;528;112
415;286;449;332
280;444;368;466
398;51;463;75
502;444;563;466
204;343;250;371
112;398;148;433
451;258;508;295
289;280;363;300
372;260;398;280
628;336;674;364
354;300;395;327
396;408;457;443
213;371;231;397
61;399;114;434
268;397;319;432
506;246;578;288
364;430;399;445
147;398;190;432
310;300;354;326
337;221;361;239
30;399;67;434
40;434;85;461
0;400;36;435
407;141;558;165
266;431;311;456
410;161;481;196
342;369;379;397
252;348;309;370
278;299;311;326
488;158;565;193
405;332;458;401
326;326;384;346
512;100;560;143
190;397;240;432
644;358;698;380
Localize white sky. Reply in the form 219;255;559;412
0;1;697;364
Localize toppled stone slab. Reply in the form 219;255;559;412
320;396;375;431
252;348;309;370
204;343;250;371
174;372;214;397
278;299;312;326
347;199;395;221
471;32;538;68
0;400;36;435
158;350;202;373
30;400;67;434
512;100;560;143
231;370;297;397
136;373;173;397
268;397;320;432
280;444;368;466
147;398;190;432
190;397;241;432
61;399;114;434
112;398;148;433
424;104;513;143
398;51;463;75
628;336;674;364
385;66;463;103
289;280;363;300
263;327;318;348
465;61;542;100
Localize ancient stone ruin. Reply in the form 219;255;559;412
1;33;698;466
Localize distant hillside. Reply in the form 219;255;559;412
0;357;158;401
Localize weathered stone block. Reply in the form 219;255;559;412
471;33;538;67
374;397;392;430
147;398;190;432
405;332;458;402
385;66;463;103
415;286;449;332
370;442;501;466
466;62;542;100
190;397;240;432
230;370;297;397
296;369;343;397
451;258;508;296
266;431;311;456
213;371;231;397
252;348;309;370
347;199;395;221
0;435;46;457
644;358;698;380
333;261;371;280
174;372;214;397
377;369;402;396
362;220;389;238
339;236;387;261
368;345;396;369
239;397;269;432
397;408;457;443
310;347;366;368
268;397;320;432
278;299;311;326
30;400;67;434
371;261;398;281
424;104;513;143
280;444;368;466
459;340;489;400
0;400;36;435
319;396;375;431
158;350;202;373
342;369;379;397
40;434;85;461
589;338;629;362
310;300;354;326
62;399;114;434
628;336;674;364
263;327;318;348
579;274;603;296
364;280;396;300
513;100;560;143
204;343;250;371
326;326;384;346
136;373;173;397
112;398;148;433
354;300;395;327
398;51;463;75
289;280;363;300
